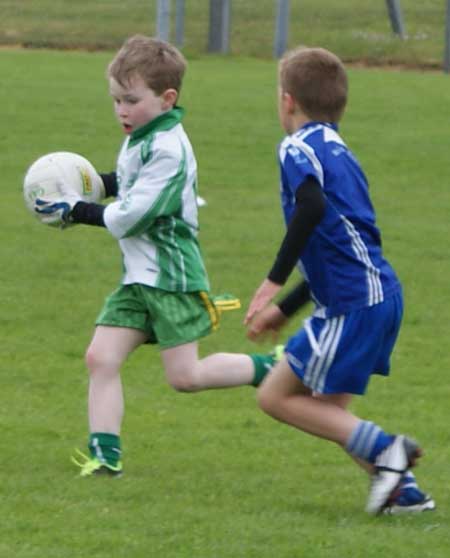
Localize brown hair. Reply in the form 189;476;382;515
108;35;187;95
279;47;348;122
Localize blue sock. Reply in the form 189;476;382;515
394;472;426;505
346;421;394;463
400;471;417;488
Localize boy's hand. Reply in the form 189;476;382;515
246;302;288;342
34;181;81;227
244;278;282;325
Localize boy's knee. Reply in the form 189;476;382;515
166;367;201;393
85;345;119;374
85;346;98;371
256;384;280;417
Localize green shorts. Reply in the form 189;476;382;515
96;284;220;349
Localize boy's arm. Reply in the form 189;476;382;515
70;201;106;227
34;172;118;228
267;176;323;316
100;172;118;198
103;146;184;239
277;280;311;318
245;176;324;325
36;143;179;231
245;282;311;341
268;176;325;285
68;172;118;227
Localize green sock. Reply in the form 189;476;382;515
89;433;121;467
250;345;285;387
249;354;275;387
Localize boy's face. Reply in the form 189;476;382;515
109;74;175;134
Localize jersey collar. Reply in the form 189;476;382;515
299;121;338;132
129;106;185;145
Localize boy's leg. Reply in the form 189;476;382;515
161;341;280;391
313;392;435;513
161;341;255;391
257;358;421;514
86;325;147;432
313;391;374;472
74;325;147;476
257;358;360;443
151;288;277;390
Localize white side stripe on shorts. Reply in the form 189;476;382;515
303;317;322;357
304;315;345;393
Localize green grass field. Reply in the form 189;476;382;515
2;31;450;558
0;0;448;66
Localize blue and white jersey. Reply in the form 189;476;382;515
278;121;401;317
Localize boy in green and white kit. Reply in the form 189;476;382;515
35;35;273;476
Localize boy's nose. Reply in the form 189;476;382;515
116;104;128;118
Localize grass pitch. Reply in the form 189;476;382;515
1;48;450;557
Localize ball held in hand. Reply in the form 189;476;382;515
23;151;104;226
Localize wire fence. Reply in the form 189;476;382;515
156;0;449;70
158;0;408;56
0;0;448;69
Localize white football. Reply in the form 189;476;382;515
23;151;104;226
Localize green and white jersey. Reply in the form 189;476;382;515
103;107;209;292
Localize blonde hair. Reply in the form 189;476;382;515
108;35;187;95
279;47;348;122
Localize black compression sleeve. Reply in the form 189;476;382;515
71;201;106;227
277;281;311;317
100;172;118;198
268;177;325;285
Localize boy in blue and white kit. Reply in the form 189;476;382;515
245;47;434;514
35;35;275;477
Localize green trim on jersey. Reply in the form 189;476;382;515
128;107;185;148
123;146;187;238
154;217;208;291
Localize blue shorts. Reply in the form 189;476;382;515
285;292;403;395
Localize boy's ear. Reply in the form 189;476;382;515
283;91;296;114
162;88;178;109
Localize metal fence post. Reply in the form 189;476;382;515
445;0;450;72
208;0;231;54
175;0;185;47
385;0;406;39
274;0;290;58
156;0;171;42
